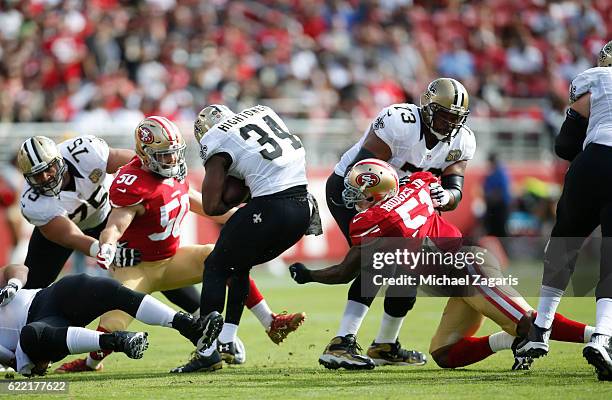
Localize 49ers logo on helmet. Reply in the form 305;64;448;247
356;172;380;187
138;127;154;144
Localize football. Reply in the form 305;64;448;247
222;175;250;206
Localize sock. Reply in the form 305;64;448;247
87;327;111;369
374;312;404;343
199;341;217;357
245;278;264;308
250;300;274;330
135;295;176;327
585;325;596;343
534;286;564;329
488;331;515;352
445;336;494;368
595;298;612;336
550;313;589;343
66;327;103;354
218;323;239;344
336;300;369;337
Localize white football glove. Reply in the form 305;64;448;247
429;182;451;209
0;279;22;307
96;243;117;270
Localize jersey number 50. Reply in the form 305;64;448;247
148;193;189;241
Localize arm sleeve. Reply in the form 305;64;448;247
109;173;146;208
20;197;66;227
370;106;409;158
459;127;476;161
569;71;592;104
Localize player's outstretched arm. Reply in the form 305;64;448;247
39;216;98;258
290;246;361;285
188;187;236;223
201;153;233;216
99;206;139;247
0;264;28;306
106;148;136;174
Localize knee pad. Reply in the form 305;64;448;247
383;296;416;318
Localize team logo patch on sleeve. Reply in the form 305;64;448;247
373;116;385;131
445;149;462;162
569;84;577;103
89;168;103;183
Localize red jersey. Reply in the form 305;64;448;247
349;171;462;247
109;157;190;261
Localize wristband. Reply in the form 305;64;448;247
7;278;23;291
89;241;100;258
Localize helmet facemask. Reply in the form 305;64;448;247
422;103;469;143
25;157;67;197
144;143;187;180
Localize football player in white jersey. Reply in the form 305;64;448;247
16;136;204;320
516;40;612;381
0;264;208;377
321;78;475;369
172;104;321;373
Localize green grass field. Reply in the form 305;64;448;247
10;271;612;399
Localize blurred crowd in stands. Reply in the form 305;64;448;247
0;0;609;126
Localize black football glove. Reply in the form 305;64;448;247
0;282;19;307
112;242;142;268
289;263;313;284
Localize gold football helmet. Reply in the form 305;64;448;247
135;116;186;180
194;104;236;142
420;77;470;142
598;40;612;67
17;136;67;196
342;158;399;211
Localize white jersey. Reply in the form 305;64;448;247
20;135;113;230
198;105;308;197
334;103;476;179
0;288;40;373
569;67;612;148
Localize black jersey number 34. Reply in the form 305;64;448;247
239;115;302;161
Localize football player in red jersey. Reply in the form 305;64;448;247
57;116;305;373
290;159;594;370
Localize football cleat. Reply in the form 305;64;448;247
366;340;427;366
318;335;376;370
172;311;204;346
195;311;224;352
267;311;306;345
111;331;149;359
170;350;223;373
514;321;550;358
511;337;534;371
55;358;103;374
217;337;246;365
583;334;612;381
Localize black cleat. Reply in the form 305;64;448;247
583;334;612;381
111;331;149;359
217;338;246;365
195;311;224;352
172;311;204;346
170;349;223;373
318;335;376;370
511;337;534;370
366;340;427;366
514;321;550;358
